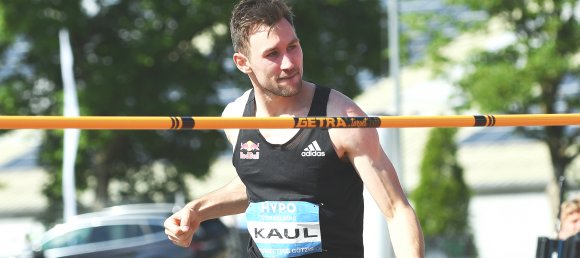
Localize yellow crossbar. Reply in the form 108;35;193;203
0;114;578;130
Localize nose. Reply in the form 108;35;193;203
280;53;294;70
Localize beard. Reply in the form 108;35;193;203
260;72;302;97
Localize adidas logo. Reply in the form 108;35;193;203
301;140;326;157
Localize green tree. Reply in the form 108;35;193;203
448;0;579;186
0;1;235;221
0;0;385;221
407;0;579;203
291;0;384;97
411;128;476;256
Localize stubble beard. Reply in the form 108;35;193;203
262;75;302;98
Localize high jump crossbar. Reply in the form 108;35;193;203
0;114;578;130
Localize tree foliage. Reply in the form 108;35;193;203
408;0;580;191
0;1;236;222
0;0;385;221
291;0;384;97
412;128;470;236
449;0;580;189
411;128;476;256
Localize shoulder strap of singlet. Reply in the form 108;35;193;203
307;85;331;116
242;89;256;117
242;85;331;117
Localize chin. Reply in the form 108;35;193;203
279;89;300;97
279;81;302;97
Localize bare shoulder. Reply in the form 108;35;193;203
222;89;252;117
327;89;379;158
326;89;367;117
222;89;252;145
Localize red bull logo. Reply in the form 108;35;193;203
240;140;260;160
241;140;260;151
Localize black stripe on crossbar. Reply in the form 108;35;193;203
170;117;177;129
180;117;194;129
487;115;496;127
474;115;487;127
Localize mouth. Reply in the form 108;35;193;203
277;73;298;82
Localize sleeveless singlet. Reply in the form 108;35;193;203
233;85;364;258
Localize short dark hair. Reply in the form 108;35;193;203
230;0;295;55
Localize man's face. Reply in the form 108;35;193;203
240;18;304;97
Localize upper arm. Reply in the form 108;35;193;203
327;90;409;220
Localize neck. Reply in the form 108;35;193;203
253;81;314;117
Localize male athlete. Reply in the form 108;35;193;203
165;0;424;257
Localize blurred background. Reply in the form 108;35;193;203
0;0;579;257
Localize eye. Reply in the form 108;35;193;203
266;51;279;58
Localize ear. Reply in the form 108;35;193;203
233;52;252;74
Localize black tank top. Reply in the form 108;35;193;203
233;85;364;258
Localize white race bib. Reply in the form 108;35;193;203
246;201;322;257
